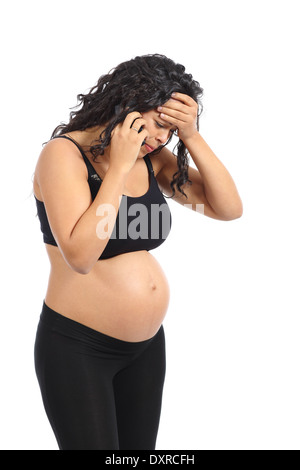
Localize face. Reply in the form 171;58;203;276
138;110;177;158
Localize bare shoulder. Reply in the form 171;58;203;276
35;137;88;185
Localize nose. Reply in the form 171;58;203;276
156;129;171;145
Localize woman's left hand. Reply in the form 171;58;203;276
157;92;199;142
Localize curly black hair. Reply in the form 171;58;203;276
51;54;203;198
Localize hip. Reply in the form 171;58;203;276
34;301;166;401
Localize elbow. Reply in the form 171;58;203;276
72;264;92;275
226;212;243;221
63;249;97;275
223;201;243;221
234;200;244;219
236;207;243;219
67;258;92;275
58;238;102;274
216;199;243;221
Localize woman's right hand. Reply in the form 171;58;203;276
109;112;148;173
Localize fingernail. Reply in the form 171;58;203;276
157;106;162;111
172;92;176;97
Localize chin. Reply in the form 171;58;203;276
138;147;147;158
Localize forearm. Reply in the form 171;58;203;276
185;133;243;219
68;167;129;273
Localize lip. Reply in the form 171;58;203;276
145;144;155;153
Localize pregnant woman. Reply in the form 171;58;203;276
33;54;243;450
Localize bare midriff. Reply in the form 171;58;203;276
43;244;170;342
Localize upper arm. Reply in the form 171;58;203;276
35;138;92;263
156;147;224;220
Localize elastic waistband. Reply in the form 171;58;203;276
39;300;160;351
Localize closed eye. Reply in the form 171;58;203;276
155;121;165;129
155;121;177;134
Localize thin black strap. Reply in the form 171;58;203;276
52;135;86;157
144;155;154;174
52;135;102;181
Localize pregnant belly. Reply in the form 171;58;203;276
45;249;170;342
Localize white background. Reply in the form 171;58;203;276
1;0;299;450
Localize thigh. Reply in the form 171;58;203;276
113;326;166;450
34;319;119;450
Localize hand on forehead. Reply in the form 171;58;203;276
157;92;199;141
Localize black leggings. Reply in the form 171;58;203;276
34;302;166;450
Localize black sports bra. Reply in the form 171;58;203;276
35;135;172;260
